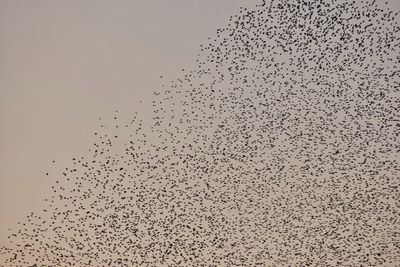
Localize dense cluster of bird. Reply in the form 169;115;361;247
1;0;399;266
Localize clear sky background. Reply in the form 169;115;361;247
1;0;399;252
0;0;260;242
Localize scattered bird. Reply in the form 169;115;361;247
1;0;399;266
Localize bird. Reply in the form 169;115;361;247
1;0;399;266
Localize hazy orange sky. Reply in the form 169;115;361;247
0;0;261;242
1;1;400;265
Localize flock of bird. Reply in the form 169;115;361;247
1;0;399;266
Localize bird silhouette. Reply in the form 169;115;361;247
1;0;399;266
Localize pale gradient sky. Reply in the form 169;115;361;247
0;0;259;242
1;0;400;260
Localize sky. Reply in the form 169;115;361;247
0;0;399;265
0;0;259;242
